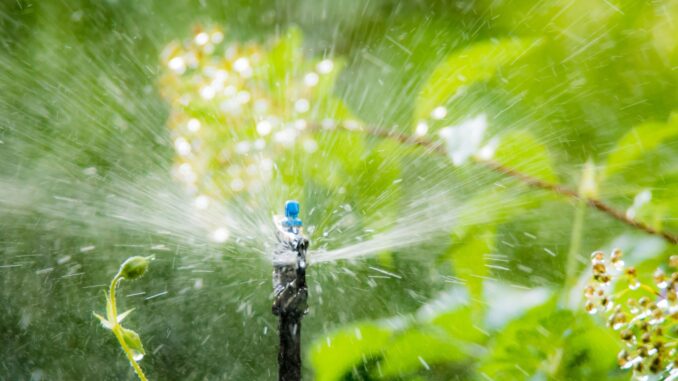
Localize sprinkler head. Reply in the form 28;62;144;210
285;200;300;219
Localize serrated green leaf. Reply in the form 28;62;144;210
604;112;678;178
415;37;541;121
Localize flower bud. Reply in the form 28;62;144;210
121;327;145;361
119;256;151;280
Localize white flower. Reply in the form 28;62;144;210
626;189;651;219
438;114;488;166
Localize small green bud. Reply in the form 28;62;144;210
119;256;150;280
121;327;145;361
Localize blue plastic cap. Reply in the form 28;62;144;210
285;200;300;219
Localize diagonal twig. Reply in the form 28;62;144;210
321;123;678;245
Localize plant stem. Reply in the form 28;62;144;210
112;325;149;381
109;274;120;320
562;197;586;307
108;274;148;381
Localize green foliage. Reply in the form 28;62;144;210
310;323;392;381
415;37;541;121
493;130;557;183
604;112;678;179
310;310;477;381
480;301;620;380
448;228;493;313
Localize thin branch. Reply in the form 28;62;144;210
329;124;678;245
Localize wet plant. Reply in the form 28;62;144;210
586;249;678;380
93;256;152;381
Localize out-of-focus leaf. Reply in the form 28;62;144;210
447;228;494;314
480;301;620;380
377;327;468;377
604;112;678;178
310;307;480;381
353;139;402;232
493;130;557;183
431;307;488;344
415;37;541;121
265;27;303;93
309;323;392;381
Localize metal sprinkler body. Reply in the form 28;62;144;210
272;200;308;381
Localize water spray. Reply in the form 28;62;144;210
272;200;309;381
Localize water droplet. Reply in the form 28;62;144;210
317;59;334;74
430;106;447;120
230;178;245;192
233;57;250;73
304;72;319;87
211;31;224;44
187;118;201;132
174;137;191;156
168;57;186;74
415;121;428;137
199;86;215;100
294;98;310;113
195;32;209;46
256;120;272;136
211;227;229;243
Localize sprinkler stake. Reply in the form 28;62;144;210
272;200;309;381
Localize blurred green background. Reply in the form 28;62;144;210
1;0;677;380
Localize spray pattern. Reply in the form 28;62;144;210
158;26;677;262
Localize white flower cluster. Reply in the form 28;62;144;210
159;27;355;205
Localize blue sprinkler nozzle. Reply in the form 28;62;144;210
284;200;303;228
285;200;300;219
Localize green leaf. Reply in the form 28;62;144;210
377;327;468;377
493;130;557;183
448;228;495;314
430;307;488;344
93;312;113;330
415;37;541;121
603;112;678;178
117;308;135;323
480;301;620;380
309;323;392;381
265;27;303;93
